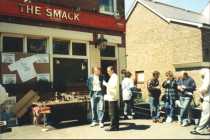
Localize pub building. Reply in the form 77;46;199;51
0;0;126;126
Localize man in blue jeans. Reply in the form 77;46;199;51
87;67;105;128
177;72;196;127
147;71;161;123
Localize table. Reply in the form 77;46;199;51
32;97;91;125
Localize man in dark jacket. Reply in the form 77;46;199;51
147;71;161;123
87;67;105;128
177;72;196;127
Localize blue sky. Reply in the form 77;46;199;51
125;0;209;15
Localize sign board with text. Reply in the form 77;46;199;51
0;0;125;32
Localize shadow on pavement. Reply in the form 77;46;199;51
50;120;89;129
119;122;151;131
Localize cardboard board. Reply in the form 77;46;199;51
15;90;40;118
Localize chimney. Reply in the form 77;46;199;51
202;1;210;24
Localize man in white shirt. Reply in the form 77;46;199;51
103;66;120;131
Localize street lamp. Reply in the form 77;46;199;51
96;34;108;50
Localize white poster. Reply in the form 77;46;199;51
2;74;16;84
137;72;144;83
35;54;49;63
37;73;50;82
1;53;15;64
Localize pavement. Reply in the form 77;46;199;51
1;119;210;139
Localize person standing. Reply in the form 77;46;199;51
191;68;210;135
87;67;105;128
177;72;196;127
162;71;178;123
121;71;135;119
103;66;120;131
147;71;161;123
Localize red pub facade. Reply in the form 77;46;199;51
0;0;126;94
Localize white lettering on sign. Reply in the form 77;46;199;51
18;3;80;21
45;9;80;21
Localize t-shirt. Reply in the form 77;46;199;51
93;75;102;92
8;55;38;82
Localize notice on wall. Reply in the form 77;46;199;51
8;55;38;82
2;74;16;84
1;53;15;64
37;73;50;82
136;71;144;83
35;54;49;63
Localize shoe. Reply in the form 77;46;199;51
99;123;104;128
105;128;119;131
190;130;208;135
131;112;135;116
166;117;172;123
181;122;188;127
124;112;128;116
128;115;134;120
90;122;98;127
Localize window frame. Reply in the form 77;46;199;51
27;36;48;54
52;39;90;84
71;41;88;57
99;0;117;15
53;38;71;55
100;43;117;61
2;33;24;53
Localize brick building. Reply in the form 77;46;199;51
126;0;210;102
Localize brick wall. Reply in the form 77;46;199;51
126;3;203;101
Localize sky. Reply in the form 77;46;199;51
125;0;209;15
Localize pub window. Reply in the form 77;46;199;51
3;36;23;52
72;42;87;56
100;46;115;57
27;38;47;54
99;0;116;14
53;58;88;91
53;39;70;55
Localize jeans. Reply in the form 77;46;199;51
90;91;104;123
165;95;176;118
109;101;119;129
149;96;160;120
179;96;192;124
123;100;134;115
